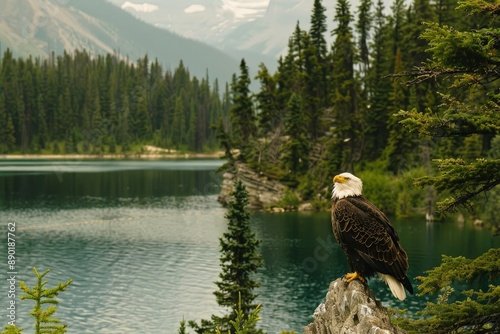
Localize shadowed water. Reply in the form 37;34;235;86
0;160;498;333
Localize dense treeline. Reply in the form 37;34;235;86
0;49;231;154
223;0;498;217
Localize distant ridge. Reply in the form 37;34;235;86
0;0;239;83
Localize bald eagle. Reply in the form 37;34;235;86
331;172;413;301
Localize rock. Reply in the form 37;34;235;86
271;207;285;213
218;162;288;210
299;202;314;211
304;278;407;334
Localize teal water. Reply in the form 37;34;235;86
0;160;498;333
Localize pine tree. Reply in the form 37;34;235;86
310;0;328;59
390;0;407;60
90;90;103;146
0;93;10;153
43;66;58;139
206;79;222;149
402;0;438;117
356;0;373;80
230;59;256;158
215;179;263;318
35;94;48;150
330;0;363;172
254;63;278;135
5;115;16;151
118;92;131;147
302;30;325;139
396;0;500;213
364;0;393;161
19;267;73;334
190;180;263;334
216;117;233;160
187;100;198;151
172;95;186;150
309;0;329;110
178;318;188;334
20;64;35;151
1;49;20;149
394;249;500;333
133;86;151;141
282;94;309;182
383;48;417;174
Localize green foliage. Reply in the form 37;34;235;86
397;0;500;214
353;169;427;217
356;170;398;214
395;168;431;217
190;180;264;334
1;326;23;334
412;158;500;213
178;318;188;334
13;267;73;334
254;63;279;135
364;0;392;161
230;59;257;156
393;249;500;333
0;50;226;154
422;20;497;69
281;94;309;180
330;0;362;173
296;174;322;202
215;295;262;334
277;190;301;210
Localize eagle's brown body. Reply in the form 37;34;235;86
331;173;413;300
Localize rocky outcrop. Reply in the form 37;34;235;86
304;278;406;334
218;162;288;210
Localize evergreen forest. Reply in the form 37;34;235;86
222;0;499;220
0;50;231;154
0;0;498;220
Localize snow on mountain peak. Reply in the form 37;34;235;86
122;2;159;13
221;0;270;20
184;5;206;14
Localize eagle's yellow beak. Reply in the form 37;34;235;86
333;175;345;183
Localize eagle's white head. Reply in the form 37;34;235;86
332;172;363;199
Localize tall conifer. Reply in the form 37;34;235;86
190;180;263;334
230;59;256;155
213;180;263;333
330;0;362;172
255;63;278;135
365;0;393;161
282;94;309;179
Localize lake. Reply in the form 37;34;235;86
0;160;498;333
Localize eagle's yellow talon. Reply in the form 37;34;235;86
345;272;365;283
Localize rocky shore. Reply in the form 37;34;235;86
217;161;318;211
304;277;407;334
218;162;289;210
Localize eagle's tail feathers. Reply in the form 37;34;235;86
378;273;406;301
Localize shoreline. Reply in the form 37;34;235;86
0;152;225;160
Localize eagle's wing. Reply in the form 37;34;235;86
333;196;409;282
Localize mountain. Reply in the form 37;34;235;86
107;0;354;61
0;0;239;83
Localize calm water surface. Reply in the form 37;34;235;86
0;160;498;333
